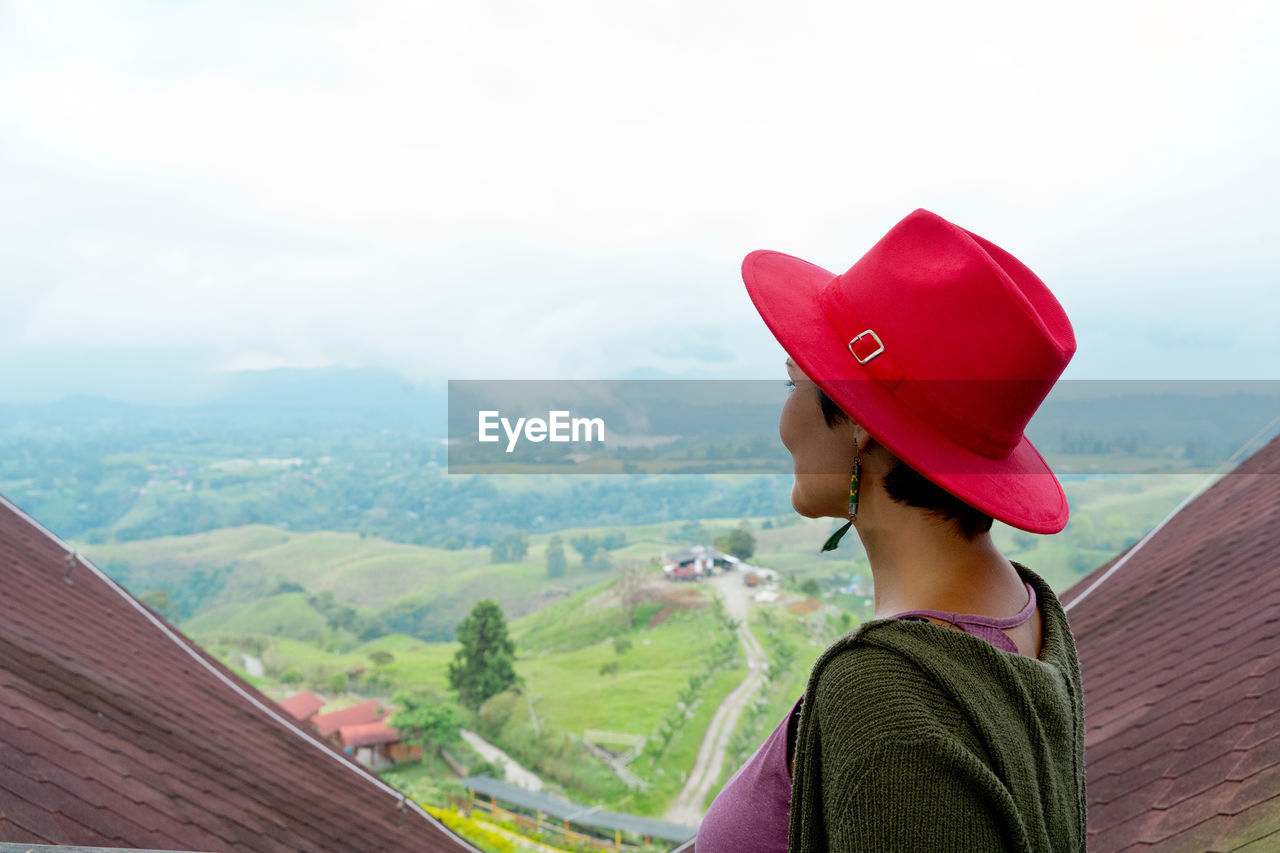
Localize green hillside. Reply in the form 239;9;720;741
91;473;1203;819
77;471;1201;643
202;571;746;817
750;473;1206;599
79;523;658;640
76;513;790;641
185;592;328;641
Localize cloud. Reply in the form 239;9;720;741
0;0;1277;394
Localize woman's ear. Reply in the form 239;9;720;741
850;423;873;451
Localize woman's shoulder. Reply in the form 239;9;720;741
809;639;926;699
803;630;952;741
811;614;947;682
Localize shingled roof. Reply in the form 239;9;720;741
313;698;391;736
277;690;324;722
1062;432;1280;852
0;494;475;852
340;721;401;749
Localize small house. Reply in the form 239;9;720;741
661;545;718;580
339;720;424;770
279;689;325;722
313;698;392;740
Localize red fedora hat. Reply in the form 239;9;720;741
742;208;1076;534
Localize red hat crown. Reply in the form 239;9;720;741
814;209;1076;461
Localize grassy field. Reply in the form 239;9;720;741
503;583;750;816
80;470;1198;642
74;515;772;640
185;592;330;642
81;524;566;611
519;603;727;737
626;662;746;816
729;473;1205;600
203;631;459;701
96;472;1205;824
197;572;749;817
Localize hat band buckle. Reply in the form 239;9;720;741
848;330;884;364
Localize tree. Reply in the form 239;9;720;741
138;589;178;621
571;535;601;563
723;525;756;560
674;520;707;543
379;594;450;641
1067;514;1097;549
389;692;462;773
448;600;521;710
1103;515;1130;550
1011;530;1038;552
615;566;647;628
491;531;529;563
599;531;628;550
545;535;567;578
469;758;506;780
586;549;613;573
800;578;821;598
1069;551;1097;574
768;641;797;684
308;590;386;641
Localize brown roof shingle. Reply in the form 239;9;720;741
1063;432;1280;852
0;494;475;852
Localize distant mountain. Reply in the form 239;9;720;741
0;365;449;434
208;366;442;412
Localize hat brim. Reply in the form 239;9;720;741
742;249;1068;534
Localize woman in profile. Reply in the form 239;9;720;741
696;209;1087;852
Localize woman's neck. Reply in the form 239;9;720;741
858;510;1024;620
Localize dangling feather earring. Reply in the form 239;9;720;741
821;437;860;552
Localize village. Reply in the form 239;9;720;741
271;690;694;850
274;543;844;773
256;542;857;850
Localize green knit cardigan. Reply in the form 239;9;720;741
787;562;1087;852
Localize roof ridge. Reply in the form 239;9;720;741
1064;416;1280;613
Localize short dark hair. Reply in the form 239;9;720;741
818;387;994;539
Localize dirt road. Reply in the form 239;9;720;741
459;728;545;792
664;570;768;827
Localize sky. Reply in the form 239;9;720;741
1;0;1278;404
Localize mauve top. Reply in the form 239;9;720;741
695;579;1038;853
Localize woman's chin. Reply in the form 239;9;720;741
790;487;828;519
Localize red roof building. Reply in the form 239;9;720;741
340;721;402;749
278;690;325;722
313;698;391;737
0;494;474;852
1063;432;1280;851
337;720;424;772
